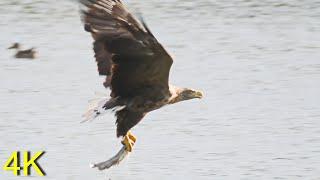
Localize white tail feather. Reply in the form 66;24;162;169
82;96;108;123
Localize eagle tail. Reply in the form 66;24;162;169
81;96;123;123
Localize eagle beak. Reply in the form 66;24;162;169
194;91;203;99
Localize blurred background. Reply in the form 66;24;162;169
0;0;320;179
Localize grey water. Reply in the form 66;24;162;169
0;0;320;179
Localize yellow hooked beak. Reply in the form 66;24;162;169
194;91;204;99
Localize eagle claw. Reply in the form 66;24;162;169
121;132;136;152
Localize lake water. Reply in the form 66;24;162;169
0;0;320;179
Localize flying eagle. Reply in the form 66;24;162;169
80;0;203;169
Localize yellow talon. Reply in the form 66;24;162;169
121;134;135;152
127;131;137;143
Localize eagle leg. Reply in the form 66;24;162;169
121;131;136;152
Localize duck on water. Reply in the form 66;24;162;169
8;43;37;59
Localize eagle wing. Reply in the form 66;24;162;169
80;0;173;97
82;3;114;87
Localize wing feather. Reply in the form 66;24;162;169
80;0;173;97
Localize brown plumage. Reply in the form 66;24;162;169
80;0;203;143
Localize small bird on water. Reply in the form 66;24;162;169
8;43;37;59
80;0;203;170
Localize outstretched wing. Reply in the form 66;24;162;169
82;5;113;87
80;0;173;97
